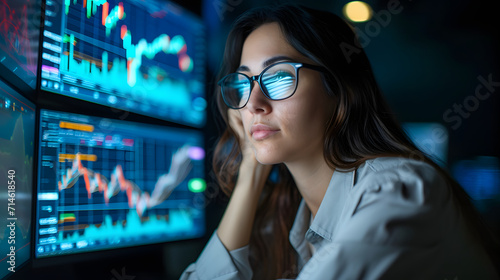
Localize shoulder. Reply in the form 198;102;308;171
348;157;455;232
362;156;441;178
353;157;449;202
336;157;455;245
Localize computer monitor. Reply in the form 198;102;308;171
0;0;41;91
0;79;35;279
35;109;206;259
39;0;206;127
453;156;500;201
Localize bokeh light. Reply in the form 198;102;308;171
343;1;373;22
188;178;207;193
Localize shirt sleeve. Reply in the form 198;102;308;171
179;230;253;280
297;160;486;280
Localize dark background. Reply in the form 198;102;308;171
5;0;499;279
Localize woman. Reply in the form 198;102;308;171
181;4;499;280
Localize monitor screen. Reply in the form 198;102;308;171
39;0;206;127
35;109;206;258
453;156;500;201
0;0;41;89
0;79;35;278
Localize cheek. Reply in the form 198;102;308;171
282;97;333;144
290;95;330;123
240;111;252;136
277;104;319;144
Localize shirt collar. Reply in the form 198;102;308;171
289;199;313;266
290;167;356;246
309;168;356;241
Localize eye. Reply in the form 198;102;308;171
226;80;249;87
262;71;296;100
273;70;294;80
262;70;294;84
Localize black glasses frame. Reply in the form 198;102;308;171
218;61;326;109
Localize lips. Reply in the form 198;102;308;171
250;124;280;141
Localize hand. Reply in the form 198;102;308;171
217;110;273;251
227;109;256;164
227;109;272;191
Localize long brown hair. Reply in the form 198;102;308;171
212;4;499;279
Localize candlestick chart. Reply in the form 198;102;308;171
40;0;206;127
35;109;206;258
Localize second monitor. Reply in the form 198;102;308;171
35;109;206;259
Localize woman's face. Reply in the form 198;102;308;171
238;22;336;165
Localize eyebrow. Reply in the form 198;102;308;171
236;55;294;72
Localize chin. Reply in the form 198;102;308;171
254;151;282;165
256;158;278;165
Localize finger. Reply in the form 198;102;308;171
228;109;245;140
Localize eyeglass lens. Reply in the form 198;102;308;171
221;63;297;108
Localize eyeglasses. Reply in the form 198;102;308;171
218;61;326;109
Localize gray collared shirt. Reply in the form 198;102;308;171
180;157;499;280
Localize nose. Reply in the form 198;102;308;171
245;81;272;114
